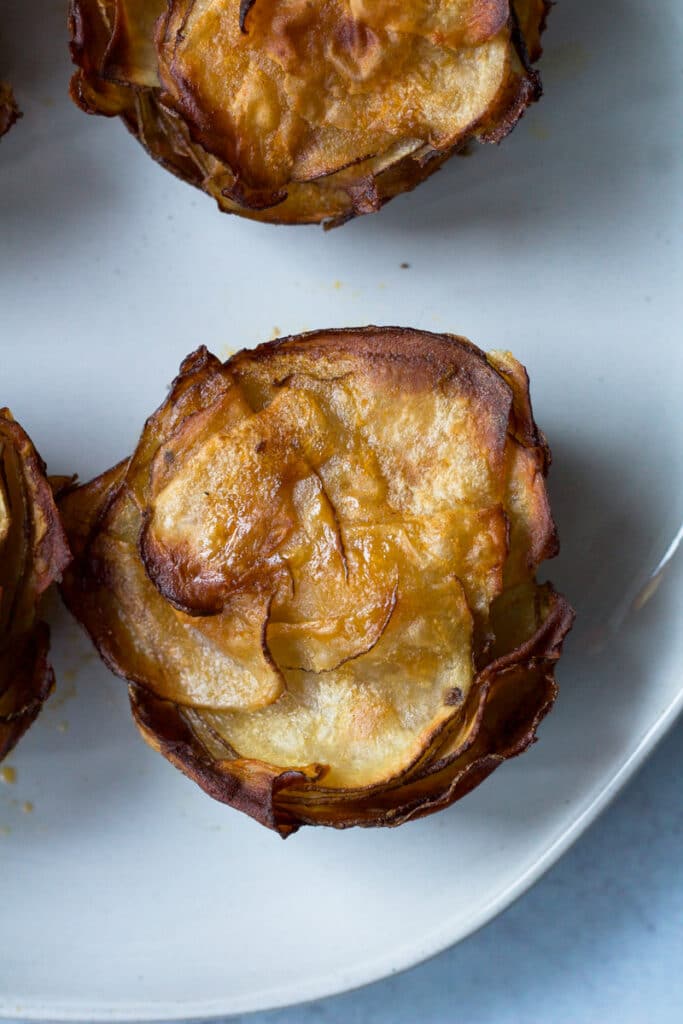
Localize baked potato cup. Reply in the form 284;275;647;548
69;0;549;225
59;328;573;834
0;411;71;761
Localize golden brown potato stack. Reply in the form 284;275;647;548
59;328;573;835
69;0;549;225
0;82;20;138
0;412;71;761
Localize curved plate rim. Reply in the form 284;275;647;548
6;646;682;1023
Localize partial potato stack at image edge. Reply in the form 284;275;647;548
68;0;549;225
59;327;574;836
0;82;20;138
0;411;71;762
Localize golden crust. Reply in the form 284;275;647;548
129;582;571;834
59;328;573;834
68;0;547;225
0;412;71;761
0;82;20;139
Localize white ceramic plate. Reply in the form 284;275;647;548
1;0;682;1019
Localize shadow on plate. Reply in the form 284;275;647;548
437;433;681;841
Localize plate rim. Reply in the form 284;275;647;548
4;659;682;1023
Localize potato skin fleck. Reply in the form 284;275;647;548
59;327;573;835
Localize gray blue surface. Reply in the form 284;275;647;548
223;716;683;1024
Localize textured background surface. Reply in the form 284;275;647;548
220;716;683;1024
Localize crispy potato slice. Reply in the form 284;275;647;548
0;412;71;760
68;0;547;224
60;328;573;833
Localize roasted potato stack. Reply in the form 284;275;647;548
69;0;549;225
0;412;71;761
0;82;20;138
59;328;573;835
